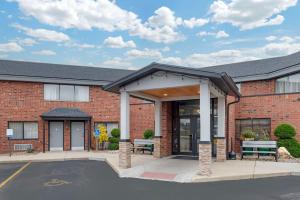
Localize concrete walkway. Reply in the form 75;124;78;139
0;152;299;183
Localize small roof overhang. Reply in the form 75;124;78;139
41;108;91;120
103;62;241;97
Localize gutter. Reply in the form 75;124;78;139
226;96;240;159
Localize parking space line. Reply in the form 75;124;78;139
0;162;31;189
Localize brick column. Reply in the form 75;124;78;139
216;137;226;162
119;140;131;168
153;136;162;158
198;142;212;176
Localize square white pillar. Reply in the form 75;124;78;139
200;81;211;142
217;96;225;138
154;100;162;137
199;81;212;176
119;91;131;169
120;91;130;140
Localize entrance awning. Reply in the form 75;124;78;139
103;62;241;97
41;108;91;120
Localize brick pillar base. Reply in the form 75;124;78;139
119;141;131;169
216;137;226;162
198;142;212;176
153;136;162;158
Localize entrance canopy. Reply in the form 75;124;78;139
104;63;240;99
41;108;91;120
103;62;240;172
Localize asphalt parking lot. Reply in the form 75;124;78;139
0;160;300;200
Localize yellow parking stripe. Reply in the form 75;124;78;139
0;162;31;189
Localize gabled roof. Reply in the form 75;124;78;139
0;60;133;85
103;62;240;97
41;108;91;120
202;51;300;82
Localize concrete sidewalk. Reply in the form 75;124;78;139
0;152;299;183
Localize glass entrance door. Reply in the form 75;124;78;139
179;116;199;156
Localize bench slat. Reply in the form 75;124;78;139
242;145;277;148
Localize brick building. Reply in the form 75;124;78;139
1;51;300;175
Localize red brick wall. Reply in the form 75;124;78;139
228;79;300;152
0;81;154;153
240;80;275;96
160;101;172;157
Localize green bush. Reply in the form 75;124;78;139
108;137;119;144
274;123;296;139
111;128;120;138
278;138;300;158
143;129;154;139
108;143;119;150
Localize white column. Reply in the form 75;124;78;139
217;96;226;137
154;100;162;137
120;91;130;140
200;81;211;142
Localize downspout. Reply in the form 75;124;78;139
226;96;240;159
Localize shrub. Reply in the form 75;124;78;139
274;123;296;139
111;128;120;138
143;129;154;139
108;137;119;144
108;143;119;150
278;138;300;158
240;129;256;140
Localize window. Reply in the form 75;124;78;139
235;118;271;140
94;122;119;137
276;73;300;93
44;84;89;102
8;122;38;139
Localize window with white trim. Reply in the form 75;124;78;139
9;122;38;139
44;84;89;102
276;73;300;93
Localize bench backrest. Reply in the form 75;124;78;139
242;141;277;148
134;139;154;145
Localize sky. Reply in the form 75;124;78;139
0;0;300;70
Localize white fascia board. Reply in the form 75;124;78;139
121;71;201;92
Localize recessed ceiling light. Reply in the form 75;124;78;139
163;93;168;96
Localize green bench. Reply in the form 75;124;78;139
241;141;278;162
132;139;154;154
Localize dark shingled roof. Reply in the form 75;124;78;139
41;108;91;119
0;59;133;84
201;51;300;80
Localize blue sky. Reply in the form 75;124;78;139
0;0;299;69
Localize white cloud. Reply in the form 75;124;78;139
32;50;56;56
161;46;170;52
126;48;162;59
216;30;229;38
183;18;209;28
266;36;277;41
209;0;297;30
103;36;136;48
18;38;37;46
159;57;183;65
280;36;295;43
12;24;70;42
159;40;300;68
197;30;229;38
64;42;96;49
0;42;23;52
12;1;205;44
102;57;133;69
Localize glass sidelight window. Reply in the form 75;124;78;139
94;122;119;137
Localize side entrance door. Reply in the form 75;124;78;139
71;122;85;150
49;121;64;151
